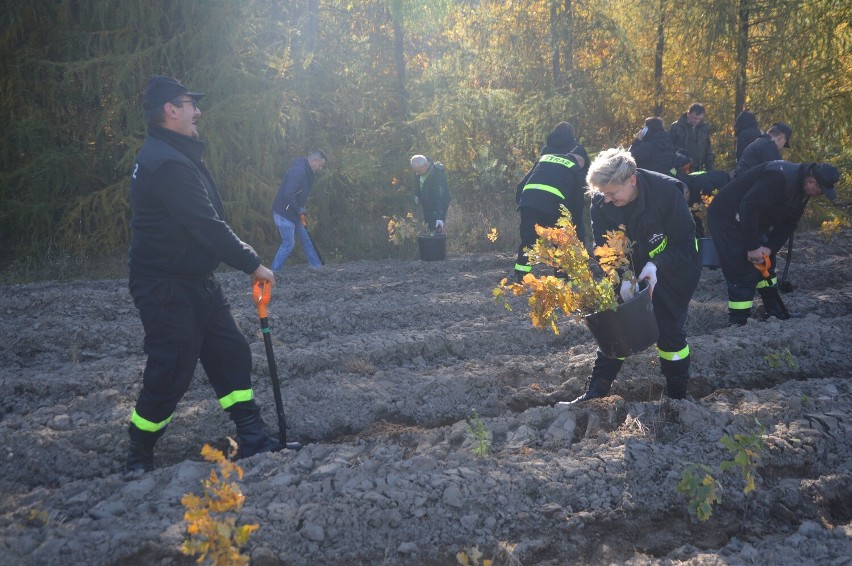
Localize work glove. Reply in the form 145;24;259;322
300;213;307;227
619;279;636;303
414;195;419;206
638;262;657;295
435;220;444;231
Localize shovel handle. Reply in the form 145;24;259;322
252;280;271;318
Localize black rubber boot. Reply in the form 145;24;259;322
569;352;622;404
728;308;750;326
758;287;790;320
229;401;282;460
661;357;690;400
125;424;164;473
569;377;613;404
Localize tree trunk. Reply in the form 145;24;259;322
653;0;666;116
563;0;574;92
551;0;561;89
735;0;750;119
391;14;409;119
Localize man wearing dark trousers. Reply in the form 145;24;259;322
708;160;840;326
127;75;288;472
569;148;700;403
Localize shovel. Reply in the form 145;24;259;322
252;280;302;451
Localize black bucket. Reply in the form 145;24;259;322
418;234;446;261
584;284;659;358
698;237;721;269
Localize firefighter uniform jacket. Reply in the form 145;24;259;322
590;169;700;316
129;126;261;279
516;153;586;240
708;160;810;255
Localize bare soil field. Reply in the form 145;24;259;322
1;229;850;565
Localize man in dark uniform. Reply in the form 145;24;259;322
410;155;451;232
629;117;679;176
733;122;792;178
126;76;291;472
708;160;840;325
514;148;587;281
569;148;701;402
735;110;762;163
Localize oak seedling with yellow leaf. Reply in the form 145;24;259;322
494;206;636;334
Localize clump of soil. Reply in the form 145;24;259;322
1;229;850;565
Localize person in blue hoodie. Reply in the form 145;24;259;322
272;150;327;271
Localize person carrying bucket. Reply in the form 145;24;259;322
410;154;451;233
569;148;701;403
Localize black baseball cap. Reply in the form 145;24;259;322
769;122;792;148
142;76;205;109
811;163;840;201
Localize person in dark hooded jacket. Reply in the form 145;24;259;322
629;117;680;176
567;148;701;403
513;122;588;281
708;161;840;326
734;110;762;162
733;122;792;178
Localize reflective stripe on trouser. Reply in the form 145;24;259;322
129;274;254;428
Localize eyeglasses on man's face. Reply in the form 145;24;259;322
170;97;199;110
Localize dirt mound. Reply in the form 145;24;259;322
1;230;851;565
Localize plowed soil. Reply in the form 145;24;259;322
1;229;850;565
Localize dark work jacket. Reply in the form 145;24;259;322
734;111;761;162
733;134;781;178
590;169;700;314
129;127;260;279
541;127;590;177
273;157;314;222
682;170;731;207
669;114;714;171
413;158;451;226
629;130;678;176
516;153;586;241
708;161;810;253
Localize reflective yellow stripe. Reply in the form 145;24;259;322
130;409;172;432
658;345;690;361
694;238;699;251
756;277;777;289
515;263;532;272
649;236;668;258
219;389;254;410
689;171;707;177
522;184;565;200
539;154;576;169
729;300;753;310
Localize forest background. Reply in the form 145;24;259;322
1;0;850;281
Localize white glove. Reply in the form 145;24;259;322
435;220;444;230
414;196;419;205
638;262;657;294
619;279;637;303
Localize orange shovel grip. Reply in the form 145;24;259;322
754;253;771;278
252;280;271;318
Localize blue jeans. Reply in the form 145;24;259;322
272;212;322;271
